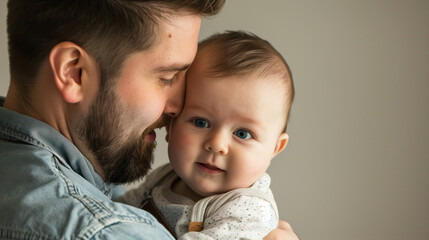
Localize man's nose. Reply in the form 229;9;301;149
163;73;186;117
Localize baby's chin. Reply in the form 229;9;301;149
189;185;222;199
191;184;238;198
185;176;256;199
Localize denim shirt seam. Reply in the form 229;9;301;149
0;121;51;151
0;109;159;239
0;117;113;196
0;226;54;240
50;157;156;240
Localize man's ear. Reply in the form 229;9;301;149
49;42;87;103
272;133;289;158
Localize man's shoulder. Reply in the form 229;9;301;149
0;144;172;239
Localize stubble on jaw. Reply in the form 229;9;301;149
77;88;160;184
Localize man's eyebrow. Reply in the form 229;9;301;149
154;64;190;72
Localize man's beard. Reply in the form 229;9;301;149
80;88;159;184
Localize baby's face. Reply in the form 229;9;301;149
167;53;288;197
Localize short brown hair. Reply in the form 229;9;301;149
198;31;295;132
7;0;225;93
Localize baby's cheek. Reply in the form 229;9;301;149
169;132;193;162
172;126;197;148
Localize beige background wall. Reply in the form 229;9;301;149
1;1;428;240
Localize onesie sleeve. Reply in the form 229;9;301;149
178;195;278;240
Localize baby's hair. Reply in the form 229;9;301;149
198;31;294;132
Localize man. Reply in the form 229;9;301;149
0;0;298;239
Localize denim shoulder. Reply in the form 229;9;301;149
0;140;172;240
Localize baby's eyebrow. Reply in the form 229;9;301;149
235;115;264;129
185;104;265;130
185;104;209;113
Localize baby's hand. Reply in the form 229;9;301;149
263;221;299;240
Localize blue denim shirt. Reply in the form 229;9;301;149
0;97;174;240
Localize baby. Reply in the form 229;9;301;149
123;30;294;239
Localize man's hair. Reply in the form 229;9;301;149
7;0;225;94
198;31;295;132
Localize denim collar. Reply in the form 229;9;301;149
0;96;113;197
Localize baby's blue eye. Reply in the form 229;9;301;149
234;129;252;140
193;118;209;128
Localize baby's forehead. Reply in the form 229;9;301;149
196;44;290;79
187;74;286;119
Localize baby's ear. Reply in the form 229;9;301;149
273;133;289;158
